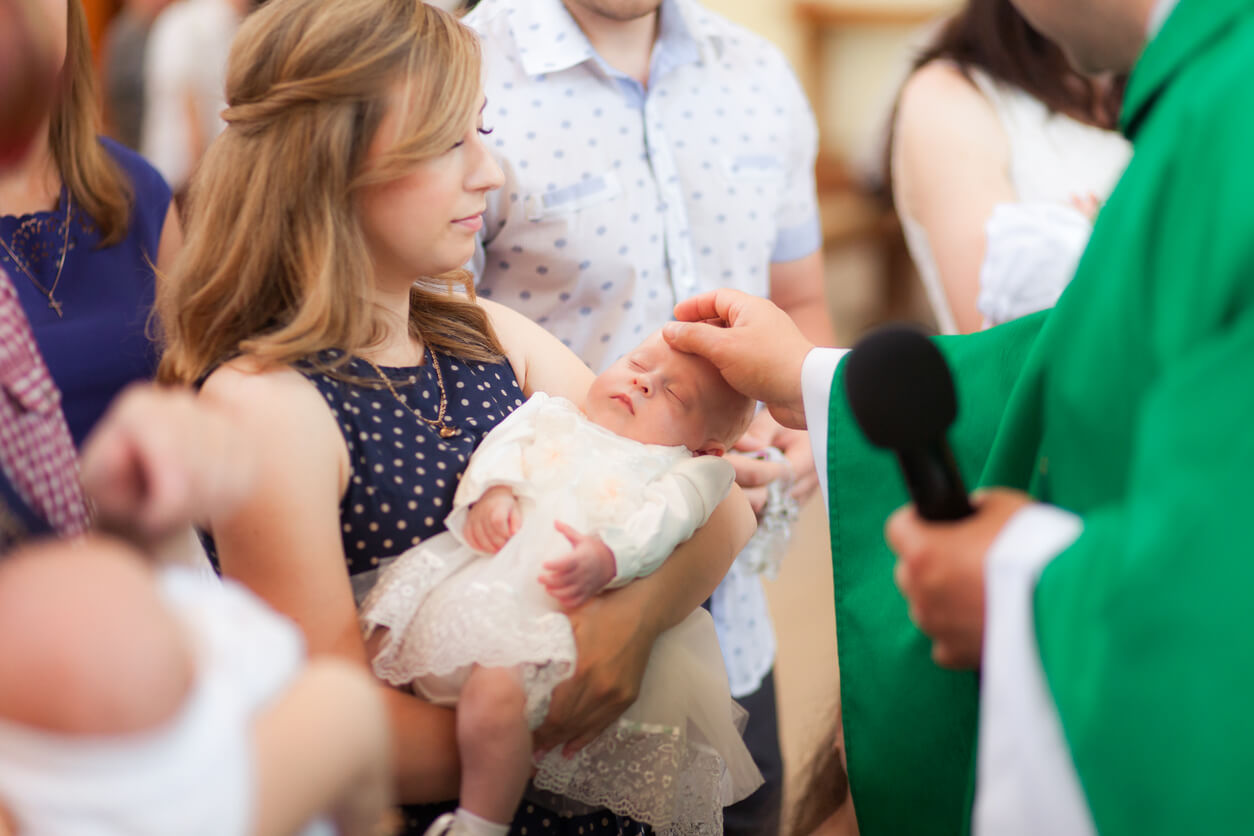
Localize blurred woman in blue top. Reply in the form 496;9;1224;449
0;0;181;445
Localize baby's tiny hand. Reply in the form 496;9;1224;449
539;522;617;610
1069;192;1102;222
464;485;520;553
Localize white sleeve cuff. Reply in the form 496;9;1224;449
986;502;1083;574
975;503;1094;836
800;347;848;506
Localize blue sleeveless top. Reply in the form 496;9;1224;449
0;138;171;446
303;349;526;575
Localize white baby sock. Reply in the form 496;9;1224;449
454;807;510;836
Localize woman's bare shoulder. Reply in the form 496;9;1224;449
199;357;345;464
202;356;319;409
899;61;991;114
476;298;594;400
893;61;1012;207
897;61;1005;150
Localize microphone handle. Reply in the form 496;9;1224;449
896;442;975;522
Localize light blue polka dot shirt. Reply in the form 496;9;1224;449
466;0;821;697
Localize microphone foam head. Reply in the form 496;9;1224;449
842;325;957;450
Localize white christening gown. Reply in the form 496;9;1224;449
360;393;763;834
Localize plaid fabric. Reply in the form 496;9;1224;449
0;269;88;537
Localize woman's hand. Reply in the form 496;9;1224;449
532;584;652;755
462;485;520;553
730;410;819;513
1069;192;1102;223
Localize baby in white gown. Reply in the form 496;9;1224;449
0;537;391;836
360;332;764;836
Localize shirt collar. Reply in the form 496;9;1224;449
510;0;707;81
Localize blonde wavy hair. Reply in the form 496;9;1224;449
156;0;501;385
53;0;132;245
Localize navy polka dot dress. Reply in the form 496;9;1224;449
306;349;525;573
222;349;652;836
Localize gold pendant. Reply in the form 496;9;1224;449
439;426;460;439
48;298;63;318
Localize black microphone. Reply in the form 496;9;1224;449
842;325;974;521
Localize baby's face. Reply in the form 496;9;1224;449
584;333;737;454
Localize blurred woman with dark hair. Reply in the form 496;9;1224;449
0;0;180;445
890;0;1131;334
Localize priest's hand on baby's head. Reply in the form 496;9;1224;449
665;289;813;430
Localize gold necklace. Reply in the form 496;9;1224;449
363;348;462;439
0;192;72;319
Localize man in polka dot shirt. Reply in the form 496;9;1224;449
466;1;832;832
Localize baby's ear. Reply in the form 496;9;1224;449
693;440;726;457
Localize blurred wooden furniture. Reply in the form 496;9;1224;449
795;0;952;320
82;0;124;63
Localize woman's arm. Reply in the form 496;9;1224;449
892;62;1018;334
200;363;461;803
481;299;756;750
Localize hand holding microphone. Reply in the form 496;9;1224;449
844;326;1030;669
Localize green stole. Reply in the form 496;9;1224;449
827;0;1254;832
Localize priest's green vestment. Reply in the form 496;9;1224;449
827;1;1254;832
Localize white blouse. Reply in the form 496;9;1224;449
899;66;1132;333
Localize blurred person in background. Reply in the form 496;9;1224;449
0;0;181;448
0;0;233;555
101;0;175;151
141;0;253;195
0;8;395;835
890;0;1131;334
0;0;56;165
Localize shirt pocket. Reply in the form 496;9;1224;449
712;155;788;262
718;154;787;222
722;153;787;181
522;172;623;222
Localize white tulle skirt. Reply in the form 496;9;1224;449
359;511;763;835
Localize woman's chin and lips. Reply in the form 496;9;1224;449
452;211;484;233
442;210;484;265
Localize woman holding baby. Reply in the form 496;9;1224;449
155;1;754;834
